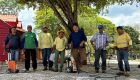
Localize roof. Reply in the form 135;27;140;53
0;19;11;28
0;15;18;22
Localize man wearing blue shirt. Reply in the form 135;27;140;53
68;23;87;71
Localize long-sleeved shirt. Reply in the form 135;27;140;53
91;32;109;50
38;32;53;49
68;30;87;48
5;33;20;50
114;32;132;48
21;32;38;49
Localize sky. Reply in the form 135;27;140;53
18;3;140;30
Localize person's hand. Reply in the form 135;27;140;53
92;44;96;49
80;41;84;47
51;48;55;53
128;46;132;51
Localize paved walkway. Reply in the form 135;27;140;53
0;60;140;80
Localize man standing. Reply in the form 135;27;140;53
5;27;20;61
22;25;38;72
90;25;109;73
114;26;132;77
68;23;87;72
38;26;53;71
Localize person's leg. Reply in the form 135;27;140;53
101;50;107;73
10;50;15;60
15;50;19;62
79;48;86;66
42;48;47;70
122;50;130;77
54;50;59;72
71;48;78;71
59;50;65;72
31;49;37;70
46;48;52;69
117;50;124;72
94;50;101;72
24;49;30;70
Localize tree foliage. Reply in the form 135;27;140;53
0;0;23;15
17;0;140;31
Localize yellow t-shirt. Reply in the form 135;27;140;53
54;36;67;51
114;32;132;48
38;32;53;49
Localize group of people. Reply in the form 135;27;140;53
4;23;132;77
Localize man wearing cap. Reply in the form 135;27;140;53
22;25;38;72
90;25;109;73
114;26;132;77
38;26;53;71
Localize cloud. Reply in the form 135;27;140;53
101;9;140;26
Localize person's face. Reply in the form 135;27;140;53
117;29;124;35
43;27;48;33
11;28;16;34
73;26;79;32
59;32;64;38
99;28;103;33
27;27;32;32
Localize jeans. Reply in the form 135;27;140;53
42;48;52;67
25;49;37;70
117;49;130;71
94;49;106;70
10;49;19;61
54;50;65;69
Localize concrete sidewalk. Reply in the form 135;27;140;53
0;60;140;80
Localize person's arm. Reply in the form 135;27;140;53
38;33;41;49
126;33;132;51
21;33;25;49
50;34;54;48
52;38;57;53
80;31;87;47
90;34;96;49
113;35;118;50
34;33;38;48
5;35;9;47
68;33;72;48
17;35;21;49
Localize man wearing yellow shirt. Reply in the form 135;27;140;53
53;30;67;72
38;26;53;71
114;26;132;77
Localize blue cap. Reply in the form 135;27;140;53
98;25;103;29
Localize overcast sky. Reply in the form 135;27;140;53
18;3;140;30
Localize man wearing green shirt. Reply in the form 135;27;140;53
22;25;38;72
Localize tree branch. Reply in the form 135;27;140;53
45;0;70;30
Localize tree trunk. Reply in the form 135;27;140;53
45;0;78;32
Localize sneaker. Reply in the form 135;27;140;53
54;69;58;72
95;70;99;73
33;69;37;72
48;67;52;71
59;68;62;72
24;69;29;73
102;70;106;73
43;66;48;71
124;72;130;77
116;71;124;76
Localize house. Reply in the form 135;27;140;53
0;15;24;61
0;19;11;61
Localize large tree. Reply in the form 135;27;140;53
17;0;140;31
